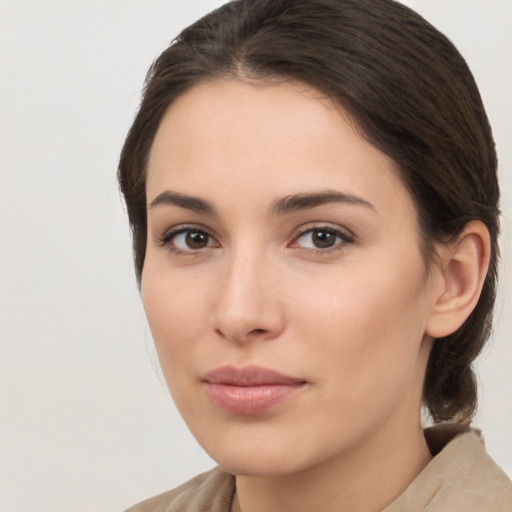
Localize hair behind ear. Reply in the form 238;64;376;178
424;221;492;424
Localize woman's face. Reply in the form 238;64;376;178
142;80;442;476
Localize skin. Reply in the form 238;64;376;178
142;80;450;512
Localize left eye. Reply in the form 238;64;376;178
169;229;216;251
294;228;348;250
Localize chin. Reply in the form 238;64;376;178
193;423;336;478
197;434;294;476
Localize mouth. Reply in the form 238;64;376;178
202;365;307;415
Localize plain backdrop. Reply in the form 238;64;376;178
1;1;511;511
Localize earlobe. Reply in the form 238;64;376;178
426;221;491;339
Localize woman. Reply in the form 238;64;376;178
119;0;512;510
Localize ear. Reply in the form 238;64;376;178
426;221;491;338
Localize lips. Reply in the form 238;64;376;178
202;365;307;415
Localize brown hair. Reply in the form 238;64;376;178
118;0;499;424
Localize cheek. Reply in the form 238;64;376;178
141;264;210;375
291;254;430;390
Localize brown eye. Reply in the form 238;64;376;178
293;227;353;251
311;230;337;248
185;231;210;249
164;229;217;252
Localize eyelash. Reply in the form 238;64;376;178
157;224;355;256
290;225;355;254
158;224;217;255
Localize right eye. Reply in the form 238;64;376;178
160;227;219;253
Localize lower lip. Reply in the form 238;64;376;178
204;382;305;415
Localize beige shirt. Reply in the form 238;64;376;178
126;425;512;511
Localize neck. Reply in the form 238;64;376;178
234;420;431;512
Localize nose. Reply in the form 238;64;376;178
209;249;285;345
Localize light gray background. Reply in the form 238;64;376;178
1;1;511;511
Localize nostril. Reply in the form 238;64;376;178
245;328;270;339
214;328;226;338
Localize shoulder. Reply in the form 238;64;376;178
431;428;512;510
387;424;512;511
125;467;235;512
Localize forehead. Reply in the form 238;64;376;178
146;79;414;219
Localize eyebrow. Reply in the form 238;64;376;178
148;189;376;216
149;190;217;215
270;190;376;216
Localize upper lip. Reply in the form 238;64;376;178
203;365;305;386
